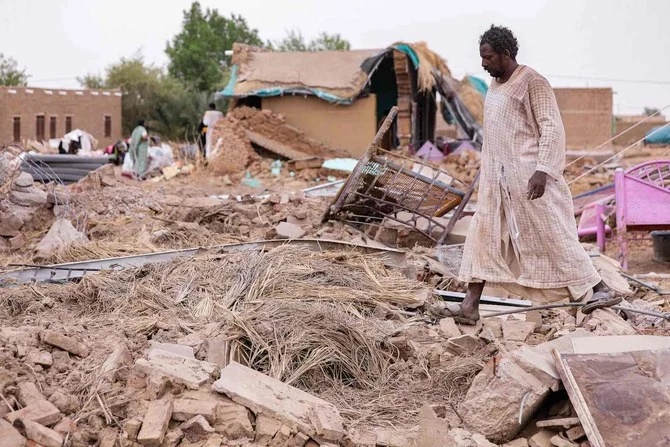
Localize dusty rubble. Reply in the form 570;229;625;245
1;137;669;447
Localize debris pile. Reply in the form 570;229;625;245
209;107;347;175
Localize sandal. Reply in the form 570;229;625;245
581;290;622;315
429;302;480;325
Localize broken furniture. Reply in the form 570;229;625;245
20;154;112;184
596;160;670;269
322;107;473;245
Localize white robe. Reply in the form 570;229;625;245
458;66;601;302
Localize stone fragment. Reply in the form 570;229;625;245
180;415;215;442
275;222;306;239
52;417;76;435
14;173;34;188
213;398;254;440
137;400;173;446
124;418;143;441
99;344;134;382
549;435;579;447
48;390;80;414
34;219;87;260
255;414;282;445
0;419;26;447
133;354;217;390
565;426;585;442
13;418;63;447
212;362;344;443
163;429;184;447
10;188;47;207
41;330;89;358
503;439;530;447
502;321;536;343
5;400;61;426
148;343;194;360
99;428;118;447
16;382;46;407
445;334;484;355
172;398;217;423
528;430;554;447
438;317;461;338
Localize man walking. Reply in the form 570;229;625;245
435;25;619;324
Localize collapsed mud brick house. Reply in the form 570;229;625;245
0;86;122;148
219;42;481;157
553;87;614;149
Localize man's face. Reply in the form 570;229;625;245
480;43;505;78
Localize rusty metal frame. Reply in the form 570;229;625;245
322;106;480;245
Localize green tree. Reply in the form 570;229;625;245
643;107;660;116
166;1;263;92
0;53;29;86
270;29;351;52
76;73;105;89
78;52;212;140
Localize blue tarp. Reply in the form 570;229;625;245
466;75;488;97
644;125;670;145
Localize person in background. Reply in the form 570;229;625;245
201;102;224;159
129;119;149;180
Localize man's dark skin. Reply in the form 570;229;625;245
451;42;611;324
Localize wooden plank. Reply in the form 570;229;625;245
536;417;581;428
551;349;606;447
244;130;311;160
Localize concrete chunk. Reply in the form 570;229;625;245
502;321;536;343
5;400;61;426
25;349;53;367
137;400;173;447
14;419;64;447
438;317;461;338
528;430;554;447
172;398;217;423
445;334;484;355
16;382;46;407
148;343;194;360
549;435;578;447
213;362;344;443
99;344;134;382
536;417;580;429
0;419;26;447
213;399;254;440
503;439;529;447
123;418;142;441
565;426;585;442
41;330;89;358
276;222;306;239
134;354;217;390
180;415;214;442
255;414;283;445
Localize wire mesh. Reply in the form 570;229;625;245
327;145;465;243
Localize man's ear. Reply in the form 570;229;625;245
503;49;511;60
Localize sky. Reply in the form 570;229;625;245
1;0;668;115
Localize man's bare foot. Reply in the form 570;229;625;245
429;302;480;325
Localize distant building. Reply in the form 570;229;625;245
553;87;613;149
219;43;480;157
613;114;667;146
0;86;122;148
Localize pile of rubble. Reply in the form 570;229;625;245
208;107;347;175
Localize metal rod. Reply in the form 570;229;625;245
439;169;480;244
482;302;670;320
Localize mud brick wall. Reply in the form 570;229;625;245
554;87;613;149
0;86;122;148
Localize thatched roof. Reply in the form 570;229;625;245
220;42;453;103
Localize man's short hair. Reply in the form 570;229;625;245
480;25;519;60
209;102;216;110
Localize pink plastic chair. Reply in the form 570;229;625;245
597;160;670;270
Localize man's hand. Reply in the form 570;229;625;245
527;170;548;200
